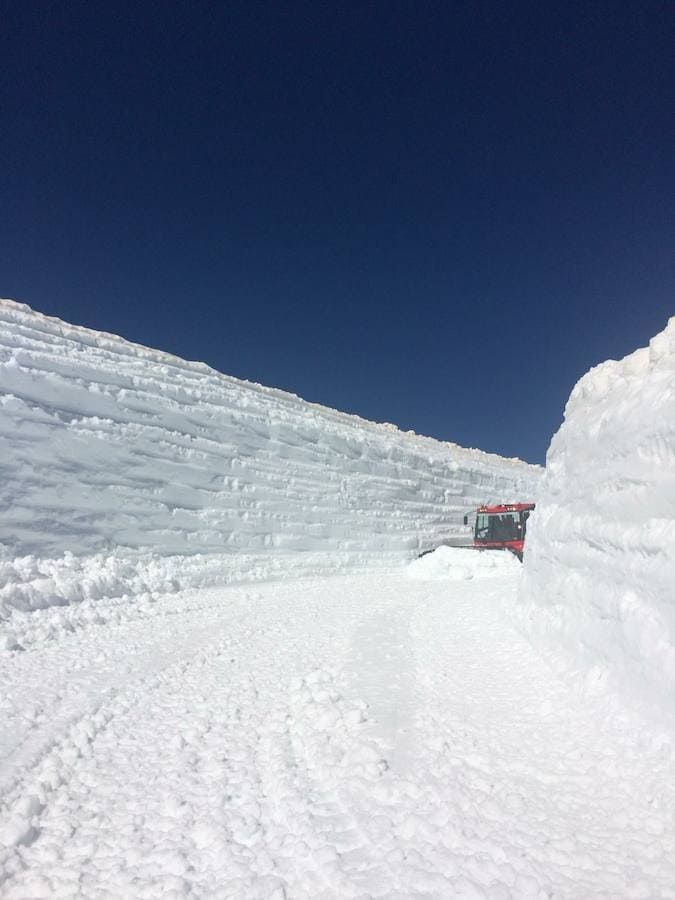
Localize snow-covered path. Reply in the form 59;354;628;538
2;570;675;899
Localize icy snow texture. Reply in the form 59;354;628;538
521;317;675;724
0;299;540;618
407;545;521;581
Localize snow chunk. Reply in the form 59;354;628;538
407;545;521;581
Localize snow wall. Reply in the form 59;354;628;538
0;300;541;618
520;318;675;726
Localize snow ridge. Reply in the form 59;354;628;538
520;317;675;725
0;299;540;618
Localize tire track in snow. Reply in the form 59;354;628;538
1;578;392;897
0;591;273;885
2;573;675;898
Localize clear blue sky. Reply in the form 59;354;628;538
2;1;672;464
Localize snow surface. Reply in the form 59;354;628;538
0;299;540;620
2;554;675;898
407;546;521;581
3;300;674;897
520;318;675;727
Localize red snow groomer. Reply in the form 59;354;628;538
463;503;535;561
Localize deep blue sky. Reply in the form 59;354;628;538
2;1;673;463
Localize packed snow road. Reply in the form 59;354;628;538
2;558;675;898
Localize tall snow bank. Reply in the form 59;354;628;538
520;318;675;725
0;299;541;617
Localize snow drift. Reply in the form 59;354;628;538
407;546;521;581
520;318;675;724
0;300;540;618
